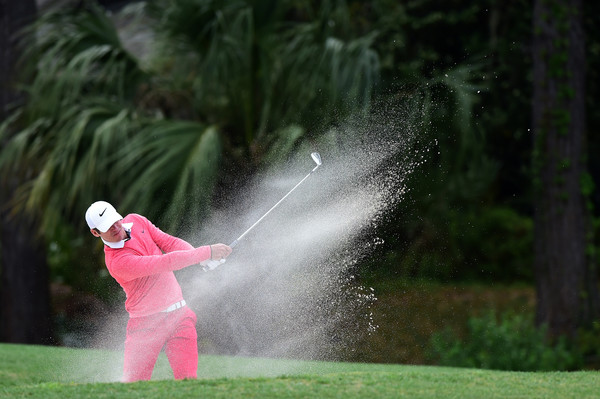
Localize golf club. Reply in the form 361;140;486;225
201;152;322;271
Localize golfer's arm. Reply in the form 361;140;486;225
146;219;195;252
110;246;211;281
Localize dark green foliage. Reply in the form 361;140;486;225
575;321;600;369
47;223;118;304
378;206;533;281
0;0;550;297
452;207;533;281
428;311;582;371
147;0;379;147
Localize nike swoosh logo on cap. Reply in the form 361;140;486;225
99;208;107;217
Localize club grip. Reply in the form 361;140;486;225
200;258;226;272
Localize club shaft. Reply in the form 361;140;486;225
229;164;320;248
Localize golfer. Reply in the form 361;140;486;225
85;200;232;382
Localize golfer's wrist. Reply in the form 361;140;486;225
194;245;212;263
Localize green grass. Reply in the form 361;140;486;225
1;344;598;398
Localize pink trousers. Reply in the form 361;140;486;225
122;306;198;382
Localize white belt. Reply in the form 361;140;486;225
162;300;186;313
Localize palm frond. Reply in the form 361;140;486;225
262;125;305;164
2;0;385;237
423;62;498;201
264;13;380;136
150;0;380;152
115;120;222;233
6;100;138;231
17;3;145;119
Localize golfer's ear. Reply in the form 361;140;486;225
90;228;101;237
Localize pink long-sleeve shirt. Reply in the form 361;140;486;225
103;214;211;318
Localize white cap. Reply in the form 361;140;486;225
85;201;123;233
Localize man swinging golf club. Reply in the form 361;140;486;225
85;201;232;382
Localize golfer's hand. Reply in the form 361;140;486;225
210;243;232;260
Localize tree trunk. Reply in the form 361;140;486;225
532;0;599;338
0;0;54;344
0;202;53;344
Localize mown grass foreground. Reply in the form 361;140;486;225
1;344;598;399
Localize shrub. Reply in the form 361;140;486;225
576;320;600;369
455;207;533;282
427;310;582;371
383;206;533;282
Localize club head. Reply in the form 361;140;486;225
311;152;322;166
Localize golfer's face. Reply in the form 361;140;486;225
98;220;126;242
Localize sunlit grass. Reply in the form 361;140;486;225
1;344;598;399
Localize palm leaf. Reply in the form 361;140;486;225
17;3;145;119
149;0;380;152
424;63;498;201
115;120;222;233
4;100;138;231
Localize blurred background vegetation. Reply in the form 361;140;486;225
1;0;599;371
